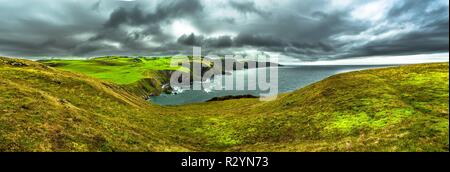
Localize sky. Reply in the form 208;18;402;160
0;0;448;63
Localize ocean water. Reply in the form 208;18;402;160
149;65;394;105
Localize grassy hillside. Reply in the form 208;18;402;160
0;57;190;151
40;56;216;98
41;56;182;85
0;56;448;152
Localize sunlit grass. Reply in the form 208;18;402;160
41;56;184;85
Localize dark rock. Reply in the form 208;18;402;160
206;95;259;102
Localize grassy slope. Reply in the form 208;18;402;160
41;56;180;85
0;57;188;151
0;57;448;152
41;56;211;98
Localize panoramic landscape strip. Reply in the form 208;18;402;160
0;56;448;151
0;0;448;158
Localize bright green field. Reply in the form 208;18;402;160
41;56;185;85
0;57;448;152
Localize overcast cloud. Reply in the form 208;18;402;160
0;0;448;61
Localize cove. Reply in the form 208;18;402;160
149;65;394;105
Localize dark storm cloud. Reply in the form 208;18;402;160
0;0;448;60
0;0;106;56
92;0;101;11
104;7;129;28
340;0;450;59
206;36;233;48
229;1;269;17
104;0;203;28
177;33;204;46
77;0;204;55
177;34;233;48
352;19;449;57
176;32;335;59
234;34;285;47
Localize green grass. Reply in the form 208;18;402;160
1;56;448;152
41;56;183;85
40;56;213;98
